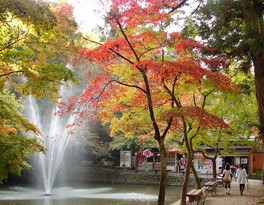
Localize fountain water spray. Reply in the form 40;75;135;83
26;86;83;195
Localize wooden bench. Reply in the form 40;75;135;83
204;181;217;196
186;189;203;204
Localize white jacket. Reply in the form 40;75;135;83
236;168;247;184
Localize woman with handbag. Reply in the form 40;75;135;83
222;163;232;195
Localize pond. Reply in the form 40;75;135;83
0;183;182;205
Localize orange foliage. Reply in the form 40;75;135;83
162;106;229;129
65;0;238;133
106;0;175;28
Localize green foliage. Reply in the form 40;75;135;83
193;70;258;155
194;1;245;51
0;89;44;182
0;0;79;183
0;0;79;101
181;18;199;38
0;0;57;32
110;133;157;151
84;122;112;159
192;0;264;145
191;0;264;73
109;135;137;151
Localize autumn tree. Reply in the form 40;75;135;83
0;0;79;182
66;1;236;204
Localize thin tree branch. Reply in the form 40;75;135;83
115;17;140;62
167;0;188;13
111;79;147;93
0;26;23;52
82;36;136;66
90;79;146;103
162;74;182;108
0;71;24;78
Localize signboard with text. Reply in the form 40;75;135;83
120;151;132;167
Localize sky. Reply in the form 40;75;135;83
47;0;105;33
50;0;197;34
67;0;105;33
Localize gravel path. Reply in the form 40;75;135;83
171;179;264;205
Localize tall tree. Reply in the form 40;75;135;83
0;0;78;182
63;1;236;204
193;0;264;146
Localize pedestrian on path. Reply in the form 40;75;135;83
236;164;248;195
222;163;232;195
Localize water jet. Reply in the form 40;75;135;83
25;85;82;194
0;87;180;204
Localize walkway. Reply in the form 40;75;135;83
171;179;264;205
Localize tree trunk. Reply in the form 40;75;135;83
190;162;201;188
212;156;217;180
240;0;264;147
158;139;167;205
203;154;218;180
179;153;192;205
240;0;264;187
135;149;140;173
253;52;264;147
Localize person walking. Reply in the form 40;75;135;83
222;163;232;195
236;164;248;195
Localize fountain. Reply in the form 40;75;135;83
25;86;81;195
0;85;181;205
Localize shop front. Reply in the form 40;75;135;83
129;146;252;174
133;148;182;172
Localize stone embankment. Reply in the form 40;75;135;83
68;166;201;186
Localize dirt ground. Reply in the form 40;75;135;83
171;179;264;205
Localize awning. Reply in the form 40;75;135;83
168;148;179;152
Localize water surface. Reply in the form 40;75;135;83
0;183;181;205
